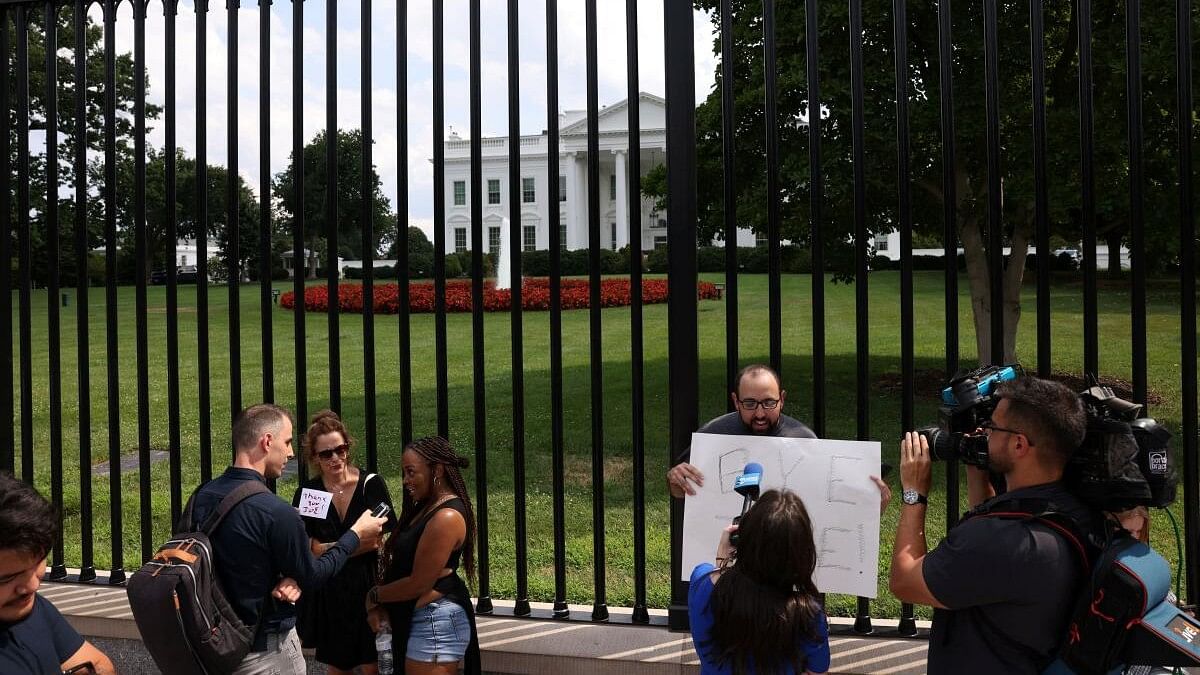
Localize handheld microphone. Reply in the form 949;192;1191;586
730;462;763;546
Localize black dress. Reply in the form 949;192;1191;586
382;497;481;675
290;471;396;670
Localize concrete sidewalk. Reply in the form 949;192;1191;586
39;579;929;674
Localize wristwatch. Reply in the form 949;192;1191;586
901;489;928;506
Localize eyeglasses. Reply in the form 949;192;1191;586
738;398;780;411
978;420;1033;445
316;444;349;461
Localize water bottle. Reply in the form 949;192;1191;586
376;620;394;675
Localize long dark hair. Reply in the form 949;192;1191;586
705;489;823;674
388;436;477;583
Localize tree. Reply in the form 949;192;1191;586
272;128;396;279
5;8;160;285
387;225;435;278
680;0;1191;364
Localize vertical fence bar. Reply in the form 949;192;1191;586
983;0;1003;366
665;0;699;631
0;5;12;476
73;0;95;579
937;0;961;529
1077;0;1098;375
805;0;825;437
165;0;182;526
545;0;568;619
762;0;781;375
45;0;67;579
134;0;154;562
228;0;242;419
584;0;607;622
627;0;648;625
893;0;916;635
326;0;340;412
719;0;737;401
362;0;377;471
197;0;213;482
292;0;308;482
506;0;530;618
259;0;273;406
1125;0;1146;407
1030;0;1050;378
1175;0;1198;607
101;0;124;582
16;4;32;487
432;0;448;438
467;0;491;615
396;2;412;445
849;0;873;635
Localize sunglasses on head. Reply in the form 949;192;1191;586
317;444;349;461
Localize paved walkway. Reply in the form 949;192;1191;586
39;579;929;674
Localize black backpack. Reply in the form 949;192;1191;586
128;481;271;674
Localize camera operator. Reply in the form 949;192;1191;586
888;376;1091;674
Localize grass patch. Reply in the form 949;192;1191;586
8;271;1198;620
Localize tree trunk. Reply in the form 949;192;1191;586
1002;220;1033;365
307;234;319;280
960;215;994;364
1106;229;1123;277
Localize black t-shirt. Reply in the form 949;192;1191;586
676;412;817;464
0;594;84;674
923;482;1093;674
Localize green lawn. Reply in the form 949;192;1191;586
7;271;1198;619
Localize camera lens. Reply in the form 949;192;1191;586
917;426;956;461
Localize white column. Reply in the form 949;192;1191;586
564;152;578;249
614;150;629;250
574;153;588;250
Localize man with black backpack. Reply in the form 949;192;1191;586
888;376;1092;674
179;404;386;674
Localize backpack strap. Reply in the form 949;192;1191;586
199;481;274;535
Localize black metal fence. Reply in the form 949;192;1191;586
1;0;1197;637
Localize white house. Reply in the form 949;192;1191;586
440;92;673;255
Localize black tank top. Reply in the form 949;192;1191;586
387;497;466;594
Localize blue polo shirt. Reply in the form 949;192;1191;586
0;594;84;674
189;467;360;651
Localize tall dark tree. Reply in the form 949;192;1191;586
6;9;160;284
676;0;1193;363
387;225;435;278
272;128;395;279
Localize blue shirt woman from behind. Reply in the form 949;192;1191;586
688;489;831;675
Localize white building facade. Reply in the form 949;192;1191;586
440;93;671;256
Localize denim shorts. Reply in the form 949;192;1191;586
406;598;471;663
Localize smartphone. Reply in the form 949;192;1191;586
371;502;391;518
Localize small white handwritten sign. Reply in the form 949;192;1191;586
298;489;334;519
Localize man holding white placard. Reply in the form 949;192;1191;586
667;364;891;514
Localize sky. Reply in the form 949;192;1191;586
95;0;720;240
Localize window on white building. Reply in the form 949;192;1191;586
875;235;890;252
180;255;187;266
611;223;617;251
453;181;466;206
610;174;617;201
559;175;567;202
522;177;536;203
523;225;537;252
654;235;667;250
488;179;501;205
455;228;467;253
489;226;501;258
560;223;568;250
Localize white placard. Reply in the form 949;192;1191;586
297;488;334;519
681;433;883;598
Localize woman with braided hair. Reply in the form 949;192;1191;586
366;436;481;675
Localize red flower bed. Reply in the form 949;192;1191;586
280;278;719;314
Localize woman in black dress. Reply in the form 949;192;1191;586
366;436;481;675
291;410;396;675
